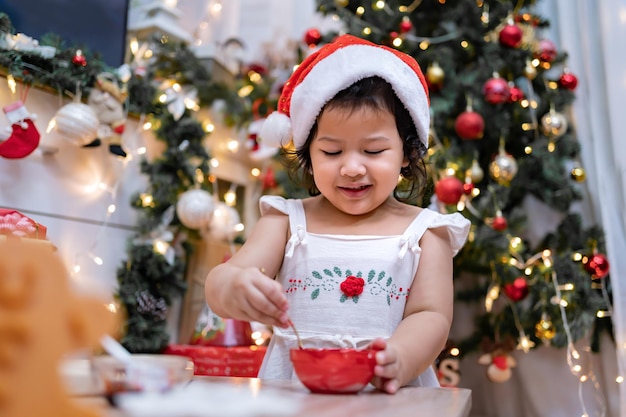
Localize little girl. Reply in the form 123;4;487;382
205;34;470;394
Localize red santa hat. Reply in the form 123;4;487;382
260;34;430;150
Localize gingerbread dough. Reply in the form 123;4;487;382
0;239;118;417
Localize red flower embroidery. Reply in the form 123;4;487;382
340;276;365;297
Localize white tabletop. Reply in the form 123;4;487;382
77;376;471;417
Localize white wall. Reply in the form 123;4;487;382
0;82;150;298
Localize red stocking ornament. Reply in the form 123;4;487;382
0;101;40;159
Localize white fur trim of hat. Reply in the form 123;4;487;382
260;34;430;150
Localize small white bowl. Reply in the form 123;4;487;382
91;354;195;395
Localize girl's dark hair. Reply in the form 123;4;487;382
285;76;428;203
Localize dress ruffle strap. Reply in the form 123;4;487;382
398;234;422;259
285;225;307;258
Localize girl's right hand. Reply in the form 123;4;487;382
220;266;289;328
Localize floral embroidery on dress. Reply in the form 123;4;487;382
285;267;410;305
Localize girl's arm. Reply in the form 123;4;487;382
371;226;454;393
204;207;291;328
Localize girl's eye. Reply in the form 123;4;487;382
322;150;341;156
365;149;385;155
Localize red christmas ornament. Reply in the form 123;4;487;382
483;76;510;104
262;166;277;190
72;49;87;66
399;17;413;33
508;85;525;102
503;277;529;302
462;182;475;195
491;215;508;231
558;72;578;90
583;253;610;279
303;28;322;47
454;110;484;140
435;176;464;205
499;24;523;48
535;39;557;62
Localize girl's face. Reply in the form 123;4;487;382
309;105;408;216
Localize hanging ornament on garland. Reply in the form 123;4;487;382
426;62;445;91
489;146;518;185
175;189;215;230
454;101;484;140
534;39;558;63
490;211;508;231
49;101;99;147
558;69;578;90
434;175;464;205
540;108;568;139
498;20;523;48
72;49;87;66
0;100;40;159
508;82;525;103
399;16;413;33
503;277;529;302
570;166;586;182
583;253;610;279
303;28;322;48
482;73;510;104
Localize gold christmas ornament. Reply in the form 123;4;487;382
540;109;568;139
334;0;349;7
426;62;445;85
570;167;586;182
489;148;518;185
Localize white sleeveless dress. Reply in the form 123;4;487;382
257;195;470;387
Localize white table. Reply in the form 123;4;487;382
78;376;471;417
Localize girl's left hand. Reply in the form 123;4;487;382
367;337;402;394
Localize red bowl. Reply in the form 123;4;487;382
290;348;377;394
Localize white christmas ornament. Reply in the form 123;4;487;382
50;102;100;147
208;202;241;242
176;189;215;230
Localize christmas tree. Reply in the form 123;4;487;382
305;0;612;383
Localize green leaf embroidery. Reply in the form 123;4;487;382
356;271;362;278
368;270;375;283
340;294;347;303
386;295;391;306
323;269;334;277
346;269;352;277
312;271;323;280
352;296;359;304
311;288;320;299
386;277;392;287
378;271;386;281
334;267;342;277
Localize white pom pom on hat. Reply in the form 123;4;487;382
259;34;430;150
